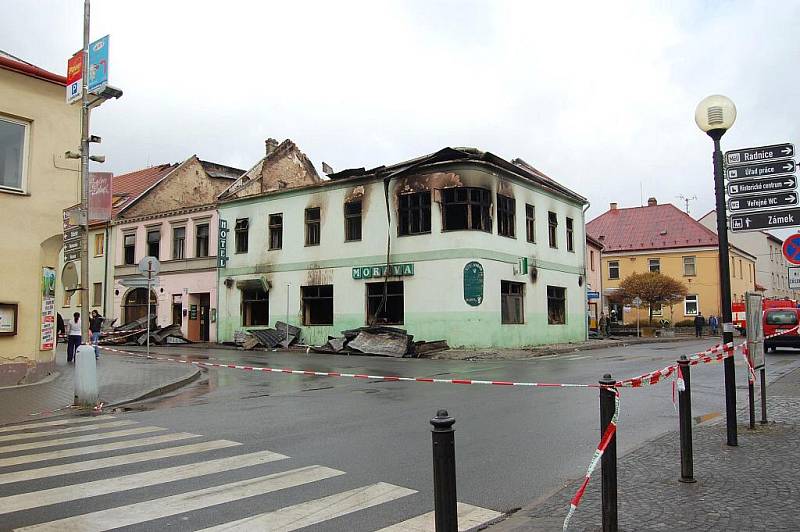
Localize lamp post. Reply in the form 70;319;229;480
695;94;738;447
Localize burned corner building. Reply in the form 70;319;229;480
216;145;589;348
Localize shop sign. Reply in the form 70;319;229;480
463;261;484;306
189;304;198;320
40;268;56;351
352;263;414;279
218;219;228;268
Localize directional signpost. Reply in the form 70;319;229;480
727;175;796;197
725;143;794;166
727;142;797;233
726;160;795;180
728;191;798;212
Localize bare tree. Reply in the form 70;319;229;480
615;272;689;324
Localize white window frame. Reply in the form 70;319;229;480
608;260;620;280
0;115;30;195
683;256;696;277
648;258;660;273
684;294;699;316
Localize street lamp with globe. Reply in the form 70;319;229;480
695;94;738;447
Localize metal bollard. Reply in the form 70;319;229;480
74;344;98;406
430;409;457;532
677;356;696;483
760;368;768;424
599;374;618;532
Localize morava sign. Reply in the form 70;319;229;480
352;263;414;279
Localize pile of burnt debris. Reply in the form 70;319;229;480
99;315;190;346
240;322;302;350
312;326;448;358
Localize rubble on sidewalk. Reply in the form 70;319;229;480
312;326;448;358
240;321;302;350
100;314;190;346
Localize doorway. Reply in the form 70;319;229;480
199;293;210;342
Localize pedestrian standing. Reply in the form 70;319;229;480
56;312;65;346
89;310;103;359
694;312;706;338
599;312;608;338
709;315;719;335
66;312;82;363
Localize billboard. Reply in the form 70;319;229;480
87;35;109;92
66;51;82;103
89;172;113;221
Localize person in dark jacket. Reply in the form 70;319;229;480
89;310;103;359
56;313;65;345
694;312;706;337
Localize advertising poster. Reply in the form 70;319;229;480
40;267;56;351
66;51;82;103
87;35;109;92
89;172;113;221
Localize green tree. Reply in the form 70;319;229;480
614;272;689;324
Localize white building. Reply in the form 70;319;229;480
216;145;589;348
698;210;800;300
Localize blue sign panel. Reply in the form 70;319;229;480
87;35;109;92
587;291;600;300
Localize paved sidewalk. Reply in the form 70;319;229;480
0;346;200;426
436;336;704;360
492;368;800;531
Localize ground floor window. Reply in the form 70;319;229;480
122;288;157;324
547;285;566;325
302;284;333;325
366;281;404;324
242;287;269;326
501;281;525;324
684;295;698;316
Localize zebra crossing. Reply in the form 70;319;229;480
0;414;502;531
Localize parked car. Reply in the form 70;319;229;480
763;308;800;352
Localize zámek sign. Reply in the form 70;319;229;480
352;263;414;279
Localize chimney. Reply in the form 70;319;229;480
610;202;618;211
647;197;657;206
265;138;279;157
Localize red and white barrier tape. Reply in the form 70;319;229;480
563;386;620;531
101;346;606;388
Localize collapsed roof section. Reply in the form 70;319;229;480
326;147;586;204
218;138;322;201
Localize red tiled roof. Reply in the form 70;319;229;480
0;53;66;85
111;164;177;216
587;203;719;253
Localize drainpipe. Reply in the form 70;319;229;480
583;201;591;341
370;175;393;326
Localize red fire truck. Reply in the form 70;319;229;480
731;298;799;334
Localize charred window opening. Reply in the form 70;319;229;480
548;211;558;248
123;233;136;265
242;287;268;326
195;224;209;257
305;208;321;246
566;217;575;252
235;218;249;253
269;213;283;250
526;204;535;243
501;280;524;324
547;285;566;325
302;284;333;325
497;194;515;237
441;187;491;232
147;229;161;258
345;201;362;242
366;281;404;325
398;191;431;235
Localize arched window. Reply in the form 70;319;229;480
122;288;157;324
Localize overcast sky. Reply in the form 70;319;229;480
3;1;800;223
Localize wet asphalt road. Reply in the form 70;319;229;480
5;339;800;530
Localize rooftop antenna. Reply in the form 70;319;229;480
640;182;643;206
676;194;697;214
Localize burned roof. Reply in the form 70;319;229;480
326;147;586;204
199;160;246;180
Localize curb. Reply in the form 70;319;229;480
530;336;700;357
0;371;61;391
104;366;202;408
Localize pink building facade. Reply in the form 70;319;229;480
112;208;221;342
